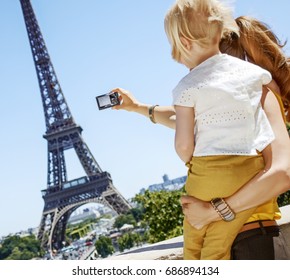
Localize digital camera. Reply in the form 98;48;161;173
96;92;120;110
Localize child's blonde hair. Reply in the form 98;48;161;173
164;0;238;62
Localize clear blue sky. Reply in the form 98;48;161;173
0;0;289;237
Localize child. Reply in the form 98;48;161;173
164;0;276;260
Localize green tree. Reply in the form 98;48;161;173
129;208;144;223
5;247;22;260
113;214;136;229
278;191;290;207
117;232;143;252
134;188;184;243
0;235;44;260
286;122;290;136
117;233;134;252
277;122;290;207
95;236;114;258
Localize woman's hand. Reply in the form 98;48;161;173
110;87;141;112
181;195;220;229
110;87;176;129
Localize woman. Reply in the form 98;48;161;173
111;16;290;259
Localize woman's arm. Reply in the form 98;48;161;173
225;89;290;211
182;89;290;228
111;87;176;129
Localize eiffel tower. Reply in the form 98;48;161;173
20;0;131;251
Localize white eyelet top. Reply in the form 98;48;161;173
172;53;275;157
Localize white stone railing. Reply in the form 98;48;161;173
107;205;290;260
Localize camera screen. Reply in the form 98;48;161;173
98;95;112;107
96;92;120;110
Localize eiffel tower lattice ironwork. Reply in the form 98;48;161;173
20;0;131;251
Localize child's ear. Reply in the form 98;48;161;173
180;36;192;50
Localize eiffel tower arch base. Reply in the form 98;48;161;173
37;173;131;251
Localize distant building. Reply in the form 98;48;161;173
68;208;101;225
0;227;39;243
139;174;186;194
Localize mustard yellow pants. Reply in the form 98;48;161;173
184;154;265;260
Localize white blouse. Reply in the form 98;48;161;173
172;53;275;157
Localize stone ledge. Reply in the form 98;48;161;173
107;235;184;260
108;205;290;260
